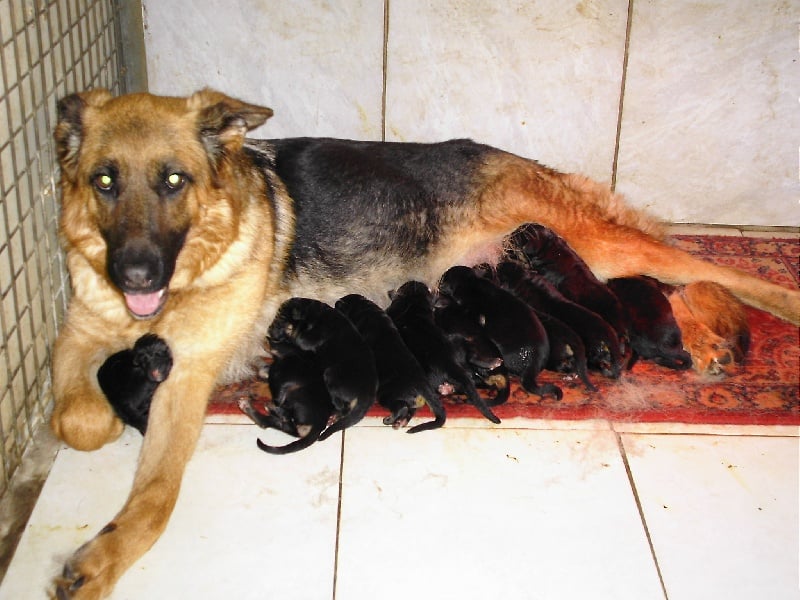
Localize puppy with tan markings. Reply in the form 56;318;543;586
434;295;511;405
267;297;377;441
49;88;799;598
494;260;623;378
238;350;333;454
387;281;501;423
439;266;562;400
335;293;446;433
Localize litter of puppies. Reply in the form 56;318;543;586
233;225;751;453
99;224;752;454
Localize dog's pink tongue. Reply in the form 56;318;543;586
124;290;164;318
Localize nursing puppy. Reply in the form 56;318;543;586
434;296;511;405
97;334;172;435
508;223;630;356
267;298;377;440
607;276;692;370
439;266;562;400
335;294;445;432
387;281;501;423
534;309;597;392
49;88;799;598
238;350;333;454
494;260;623;378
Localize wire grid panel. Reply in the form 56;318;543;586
0;0;123;496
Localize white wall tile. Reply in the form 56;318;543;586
616;0;800;226
143;0;385;139
385;0;629;180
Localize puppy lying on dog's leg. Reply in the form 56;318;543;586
97;334;172;435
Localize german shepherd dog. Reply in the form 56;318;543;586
50;88;799;598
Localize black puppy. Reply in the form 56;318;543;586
268;297;378;440
534;309;597;392
387;281;500;424
238;349;334;454
607;276;692;370
434;295;511;406
97;333;173;435
335;294;445;433
494;260;623;378
509;224;630;359
439;266;562;400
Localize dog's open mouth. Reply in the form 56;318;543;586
124;289;167;319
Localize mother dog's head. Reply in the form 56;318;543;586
54;89;273;319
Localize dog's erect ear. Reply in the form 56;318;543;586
190;89;274;162
54;88;113;178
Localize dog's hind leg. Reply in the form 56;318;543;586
471;155;800;325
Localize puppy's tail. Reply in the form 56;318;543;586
318;395;375;441
256;422;325;455
461;375;501;424
407;393;447;433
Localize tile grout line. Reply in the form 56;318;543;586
331;431;346;600
381;0;390;142
610;0;635;191
614;429;670;600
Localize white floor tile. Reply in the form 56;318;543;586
335;427;663;599
621;434;800;600
0;425;342;600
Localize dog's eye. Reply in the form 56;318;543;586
165;172;186;191
93;173;115;192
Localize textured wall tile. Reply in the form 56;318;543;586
616;0;799;226
143;0;385;139
385;0;629;180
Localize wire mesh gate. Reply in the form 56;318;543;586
0;0;132;499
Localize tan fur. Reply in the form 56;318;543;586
49;90;799;599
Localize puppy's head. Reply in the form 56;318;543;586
54;88;273;319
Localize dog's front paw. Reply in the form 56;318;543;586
52;526;123;600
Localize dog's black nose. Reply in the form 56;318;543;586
122;264;154;289
109;239;165;293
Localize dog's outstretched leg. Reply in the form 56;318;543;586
54;365;212;599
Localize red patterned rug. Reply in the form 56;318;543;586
207;235;799;426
